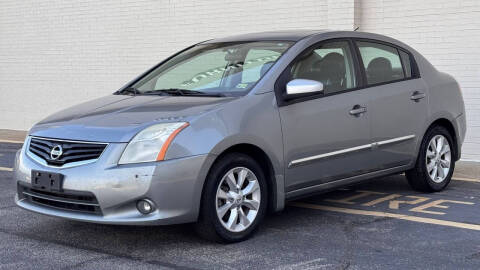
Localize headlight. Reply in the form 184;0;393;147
118;122;189;164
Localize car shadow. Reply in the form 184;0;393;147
13;174;470;257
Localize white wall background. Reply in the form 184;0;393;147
358;0;480;160
0;0;479;160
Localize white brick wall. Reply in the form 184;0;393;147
0;0;344;129
359;0;480;160
0;0;479;160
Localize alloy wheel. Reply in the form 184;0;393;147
425;135;451;183
215;167;261;232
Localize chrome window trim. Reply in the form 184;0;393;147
288;135;416;168
26;136;109;169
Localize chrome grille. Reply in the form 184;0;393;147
28;137;107;167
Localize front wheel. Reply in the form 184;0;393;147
406;125;455;192
195;153;267;243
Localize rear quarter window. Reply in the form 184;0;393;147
399;50;413;78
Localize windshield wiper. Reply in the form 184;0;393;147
116;87;226;97
114;87;141;96
143;88;225;97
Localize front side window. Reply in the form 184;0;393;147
131;41;292;96
290;41;357;95
357;41;405;85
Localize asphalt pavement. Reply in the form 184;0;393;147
1;141;480;269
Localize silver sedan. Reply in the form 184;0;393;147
14;30;466;242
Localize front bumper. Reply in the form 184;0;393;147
454;113;466;160
14;139;215;225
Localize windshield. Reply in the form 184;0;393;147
129;41;293;96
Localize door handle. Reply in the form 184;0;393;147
349;105;367;116
410;91;426;102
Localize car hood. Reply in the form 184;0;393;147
29;95;236;142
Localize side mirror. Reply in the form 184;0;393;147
286;79;324;95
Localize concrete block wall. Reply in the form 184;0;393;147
0;0;340;129
0;0;479;160
358;0;480;160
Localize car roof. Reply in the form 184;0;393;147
202;30;331;43
201;30;418;56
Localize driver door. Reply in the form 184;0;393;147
278;40;376;192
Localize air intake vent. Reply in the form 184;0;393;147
28;137;107;167
19;183;102;215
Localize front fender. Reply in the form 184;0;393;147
165;92;286;211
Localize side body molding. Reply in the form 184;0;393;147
289;135;416;168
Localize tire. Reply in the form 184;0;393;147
406;125;455;192
195;153;267;243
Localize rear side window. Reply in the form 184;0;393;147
399;50;412;78
356;41;405;85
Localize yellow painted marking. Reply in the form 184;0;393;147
410;199;475;215
362;194;403;206
290;202;480;231
453;177;480;183
389;196;430;210
325;190;385;205
403;172;480;183
0;167;13;172
0;139;24;144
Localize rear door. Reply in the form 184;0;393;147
277;40;376;192
354;40;428;169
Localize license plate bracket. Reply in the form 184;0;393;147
31;170;64;192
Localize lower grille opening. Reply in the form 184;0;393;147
31;196;98;213
19;184;102;215
28;188;97;203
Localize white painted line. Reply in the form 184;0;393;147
453;177;480;183
291;202;480;231
0;167;13;172
0;139;24;144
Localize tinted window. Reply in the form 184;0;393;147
290;41;357;94
357;41;404;85
399;50;412;78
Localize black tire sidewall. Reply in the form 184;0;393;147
201;153;267;242
418;126;455;191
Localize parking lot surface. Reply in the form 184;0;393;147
1;141;480;269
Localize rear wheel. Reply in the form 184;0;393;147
195;153;267;243
406;125;455;192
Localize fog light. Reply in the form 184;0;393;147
137;199;155;214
